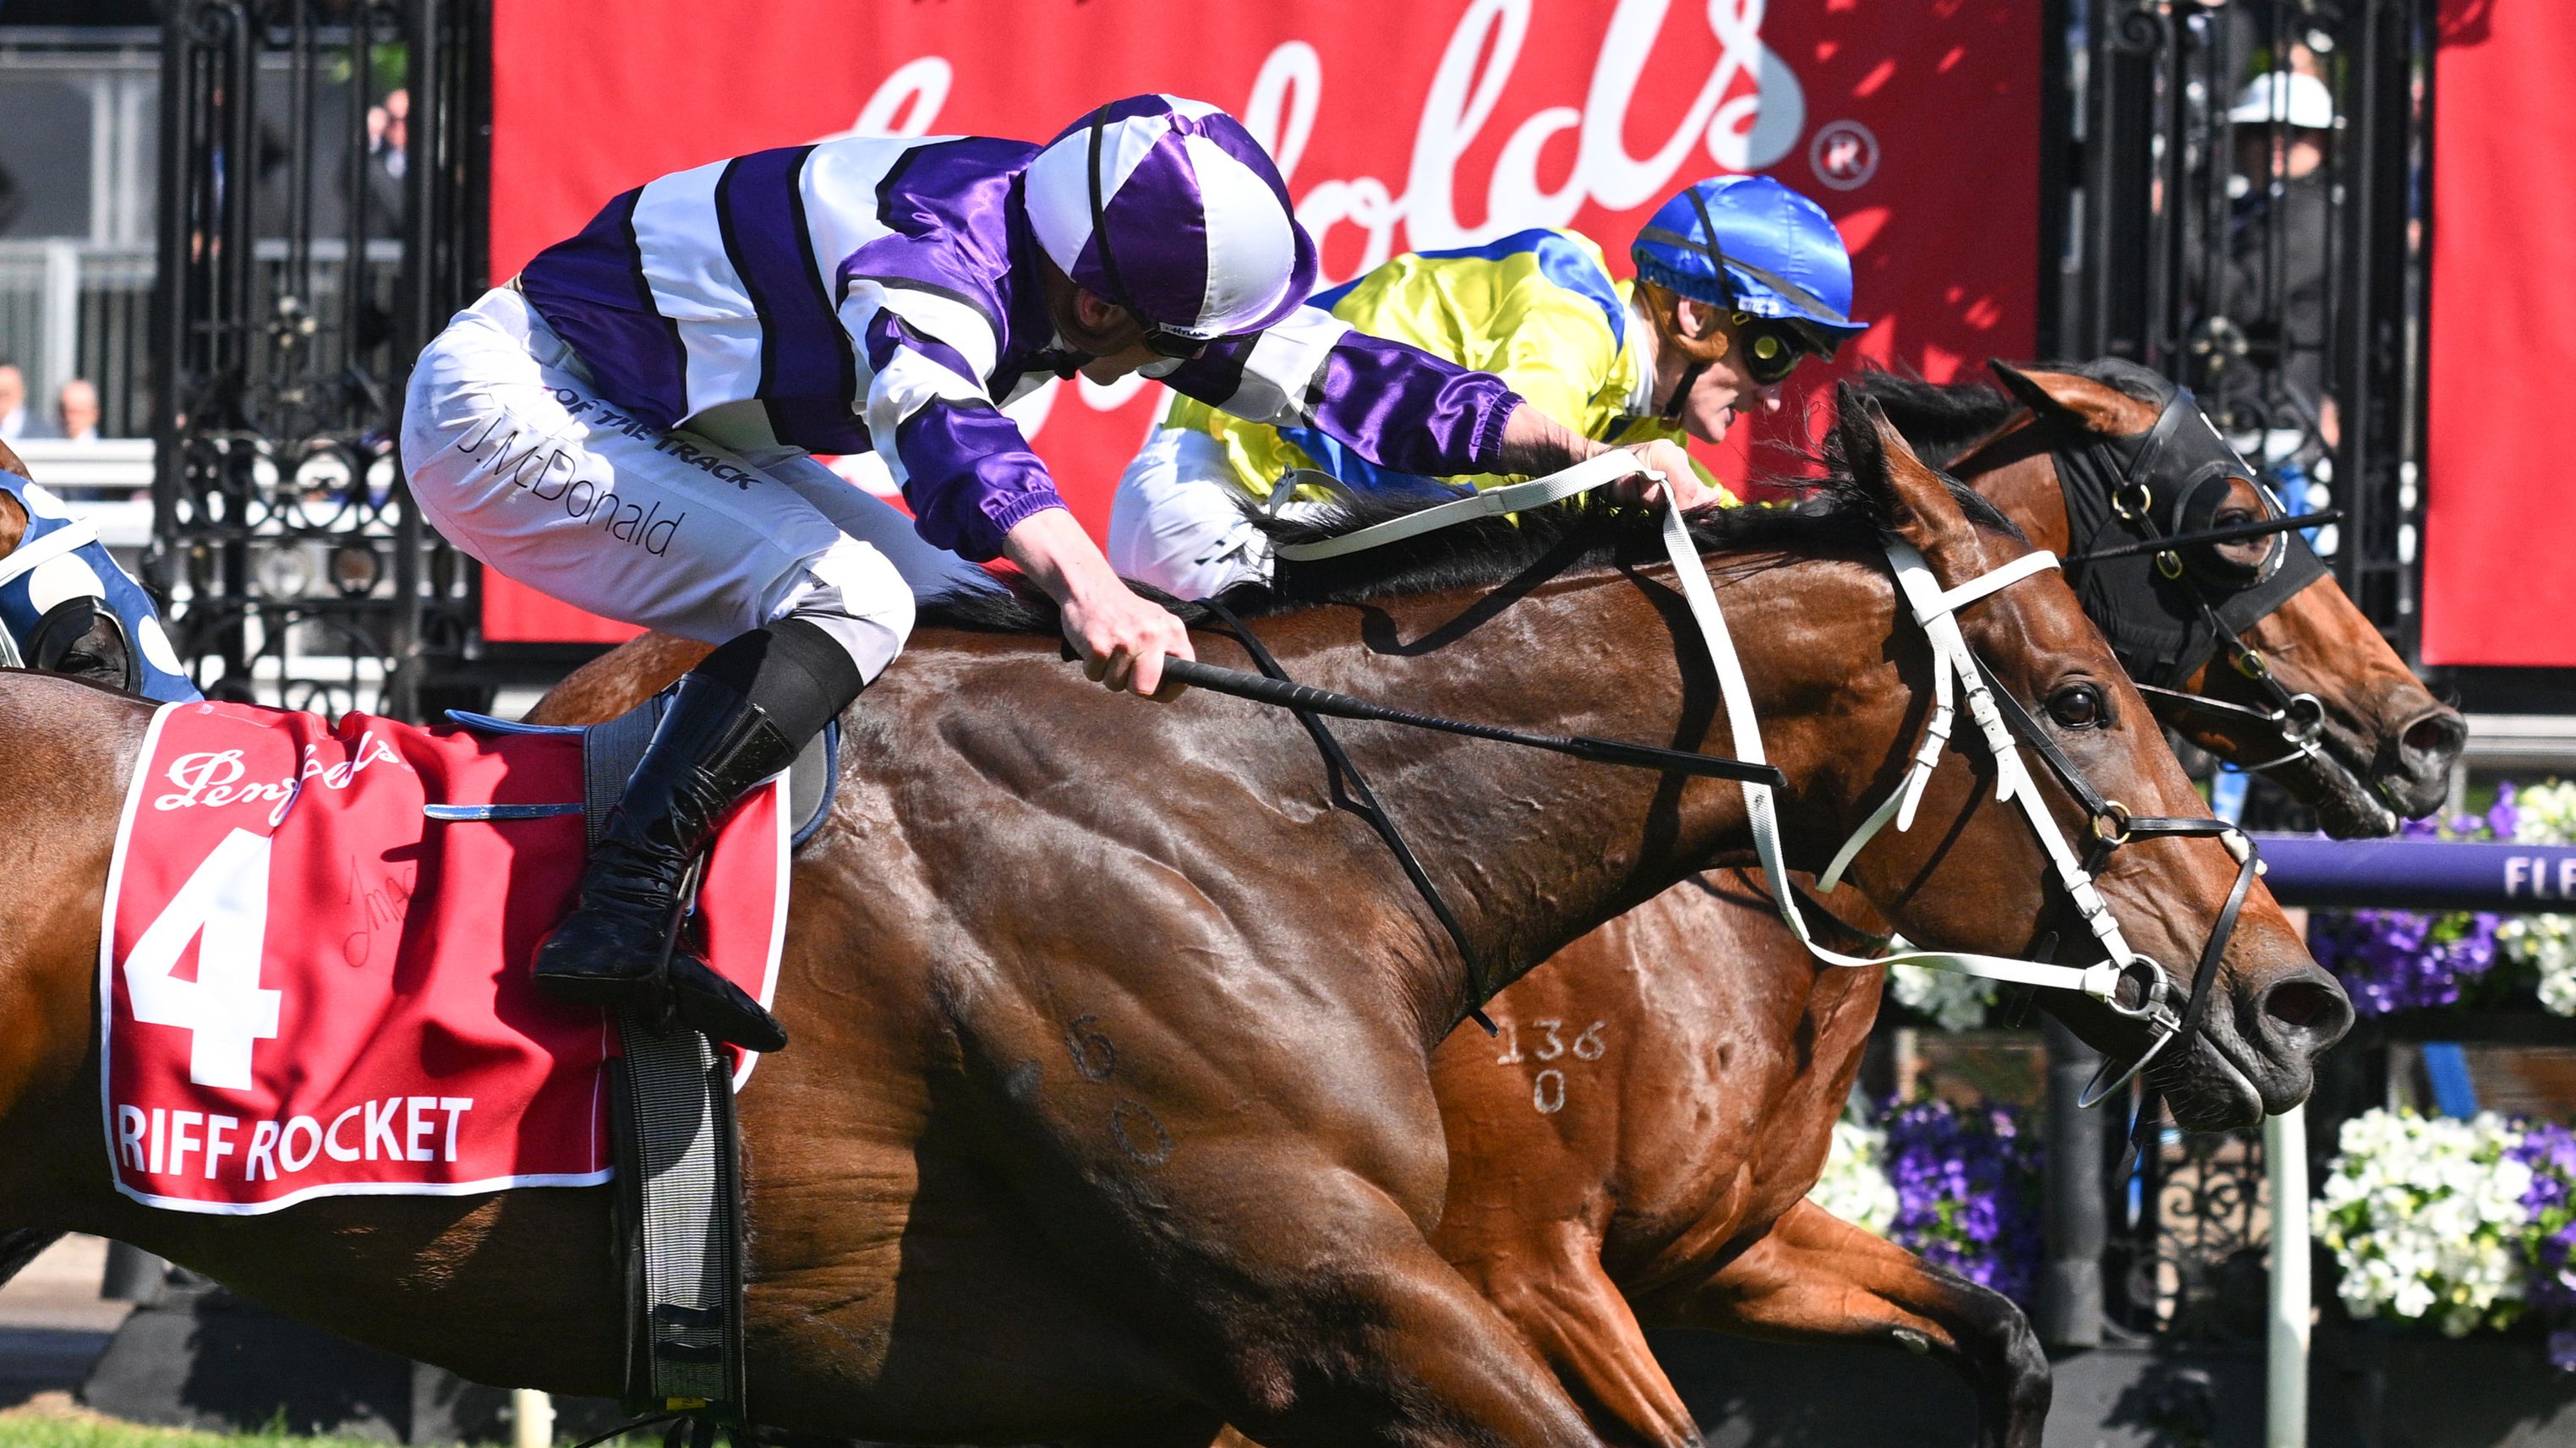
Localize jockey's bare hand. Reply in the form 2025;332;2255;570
1004;505;1195;699
1062;582;1193;697
1614;440;1726;512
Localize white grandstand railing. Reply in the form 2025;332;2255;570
11;437;151;547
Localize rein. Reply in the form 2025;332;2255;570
1256;450;2267;1112
1195;596;1499;1022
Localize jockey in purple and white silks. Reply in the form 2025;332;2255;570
402;95;1646;1051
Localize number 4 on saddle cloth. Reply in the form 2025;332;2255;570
100;697;833;1214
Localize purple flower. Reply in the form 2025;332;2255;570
2309;908;2504;1017
2491;782;2523;843
1883;1098;2043;1309
2510;1117;2576;1356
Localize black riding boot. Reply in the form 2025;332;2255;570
533;620;862;1052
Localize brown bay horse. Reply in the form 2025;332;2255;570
537;367;2404;1448
1;402;2338;1446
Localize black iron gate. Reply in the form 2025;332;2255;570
150;0;487;721
2039;0;2438;1356
2058;0;2436;649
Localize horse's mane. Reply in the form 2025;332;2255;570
1832;361;2175;471
919;468;2024;637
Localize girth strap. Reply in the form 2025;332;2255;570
582;696;751;1425
1196;598;1497;1027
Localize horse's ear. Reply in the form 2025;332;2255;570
1987;359;2158;436
1831;378;1890;484
1836;384;1978;554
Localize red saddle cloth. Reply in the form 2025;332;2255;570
101;702;787;1214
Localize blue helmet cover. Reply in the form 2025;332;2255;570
0;473;199;702
1631;174;1867;339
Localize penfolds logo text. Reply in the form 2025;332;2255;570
840;0;1808;286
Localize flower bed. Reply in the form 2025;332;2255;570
1808;1098;2044;1309
2319;1107;2576;1364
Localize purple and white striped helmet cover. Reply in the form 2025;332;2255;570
1025;94;1318;340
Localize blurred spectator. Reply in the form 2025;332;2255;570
2225;69;2339;445
356;87;408;236
54;379;101;443
0;363;31;441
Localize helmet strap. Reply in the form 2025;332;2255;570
1662;359;1711;423
1684;186;1734;303
1085;107;1137;318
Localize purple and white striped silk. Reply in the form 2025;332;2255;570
511;107;1508;563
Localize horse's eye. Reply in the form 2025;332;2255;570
2048;684;2108;729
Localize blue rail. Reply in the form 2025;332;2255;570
2252;835;2576;911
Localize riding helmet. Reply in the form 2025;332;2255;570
1025;94;1319;345
1631;175;1868;349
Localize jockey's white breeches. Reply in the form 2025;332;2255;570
1107;428;1333;600
402;286;992;682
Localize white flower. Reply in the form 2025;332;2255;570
1889;963;1998;1031
2513;782;2576;846
2502;913;2576;1015
2317;1109;2533;1333
1808;1116;1898;1236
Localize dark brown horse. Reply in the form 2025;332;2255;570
1414;365;2405;1448
1;401;2334;1446
538;367;2398;1448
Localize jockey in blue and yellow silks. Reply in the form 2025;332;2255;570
1108;174;1870;599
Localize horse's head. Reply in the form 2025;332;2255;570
1824;391;2350;1128
1972;360;2463;837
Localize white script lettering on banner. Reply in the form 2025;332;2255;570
1268;0;1808;263
153;731;409;827
835;0;1810;440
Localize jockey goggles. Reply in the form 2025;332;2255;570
1732;312;1830;387
1084;107;1213;361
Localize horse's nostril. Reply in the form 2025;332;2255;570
2402;709;2468;763
2262;976;2354;1049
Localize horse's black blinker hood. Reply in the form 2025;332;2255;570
2052;382;2328;689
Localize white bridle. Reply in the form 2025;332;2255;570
1274;451;2251;1101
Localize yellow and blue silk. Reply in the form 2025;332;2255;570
1163;228;1731;503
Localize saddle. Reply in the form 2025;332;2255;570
446;692;838;1428
446;691;840;850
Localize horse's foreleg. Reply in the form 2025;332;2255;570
1213;1223;1614;1448
1632;1199;2048;1448
1455;1226;1700;1448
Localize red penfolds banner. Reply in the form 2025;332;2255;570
483;0;2041;642
2422;0;2576;667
